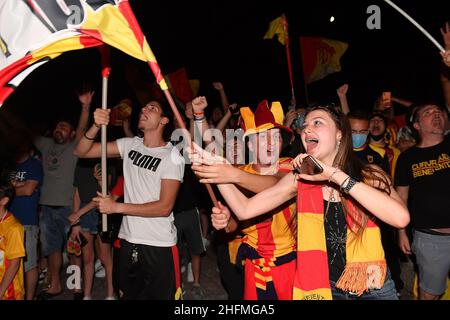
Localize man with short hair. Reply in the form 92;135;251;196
396;104;450;300
74;100;184;300
36;91;93;300
348;110;389;173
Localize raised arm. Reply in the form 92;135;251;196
191;97;210;144
213;82;230;111
74;90;95;142
74;108;120;158
391;96;414;108
215;103;239;133
336;84;350;115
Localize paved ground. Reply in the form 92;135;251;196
36;239;416;300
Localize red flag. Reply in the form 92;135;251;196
300;37;348;84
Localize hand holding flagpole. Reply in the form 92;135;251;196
383;0;445;53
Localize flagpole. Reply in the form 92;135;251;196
161;87;219;207
282;14;296;104
148;61;219;207
99;46;111;233
298;37;310;106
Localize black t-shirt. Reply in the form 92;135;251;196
395;135;450;229
173;164;209;213
354;144;390;175
324;200;347;282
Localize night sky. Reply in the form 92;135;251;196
2;0;449;131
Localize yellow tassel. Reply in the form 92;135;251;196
335;261;387;296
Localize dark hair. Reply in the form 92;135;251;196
369;112;388;126
347;109;370;121
0;175;14;201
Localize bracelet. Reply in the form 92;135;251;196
340;177;357;195
328;168;341;183
94;123;102;129
194;116;206;121
193;111;204;116
84;131;97;140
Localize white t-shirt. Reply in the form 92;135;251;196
116;137;185;247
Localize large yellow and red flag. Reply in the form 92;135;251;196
0;0;167;106
300;37;348;84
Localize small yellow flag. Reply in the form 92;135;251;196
263;16;287;46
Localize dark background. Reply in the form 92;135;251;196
2;0;449;131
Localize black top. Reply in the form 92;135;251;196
395;135;450;229
354;144;390;175
324;200;347;282
173;164;209;213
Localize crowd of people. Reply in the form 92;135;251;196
1;25;450;301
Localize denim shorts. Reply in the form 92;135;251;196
39;205;72;257
330;270;399;300
412;230;450;296
79;202;99;235
23;225;39;272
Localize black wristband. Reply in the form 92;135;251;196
341;177;357;194
84;131;96;141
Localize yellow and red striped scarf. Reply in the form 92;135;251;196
293;181;386;300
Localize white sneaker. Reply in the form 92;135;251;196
202;237;210;248
62;252;69;266
95;259;105;278
83;296;92;300
187;262;194;283
105;296;116;300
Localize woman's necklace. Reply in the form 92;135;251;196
325;185;337;202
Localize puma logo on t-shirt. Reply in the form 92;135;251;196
128;150;162;172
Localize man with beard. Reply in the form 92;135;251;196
35;91;93;299
396;104;450;300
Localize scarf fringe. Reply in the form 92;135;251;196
335;261;387;296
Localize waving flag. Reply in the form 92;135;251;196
0;0;167;106
300;37;348;84
263;15;288;46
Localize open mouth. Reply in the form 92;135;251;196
304;137;319;152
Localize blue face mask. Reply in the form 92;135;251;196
352;133;368;149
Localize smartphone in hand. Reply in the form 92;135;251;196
300;155;323;175
382;92;391;109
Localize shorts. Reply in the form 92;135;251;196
412;230;450;296
23;225;39;272
79;202;99;234
174;208;205;256
119;240;181;300
39;205;72;257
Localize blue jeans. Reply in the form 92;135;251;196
79;202;99;234
330;270;399;300
40;205;72;256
